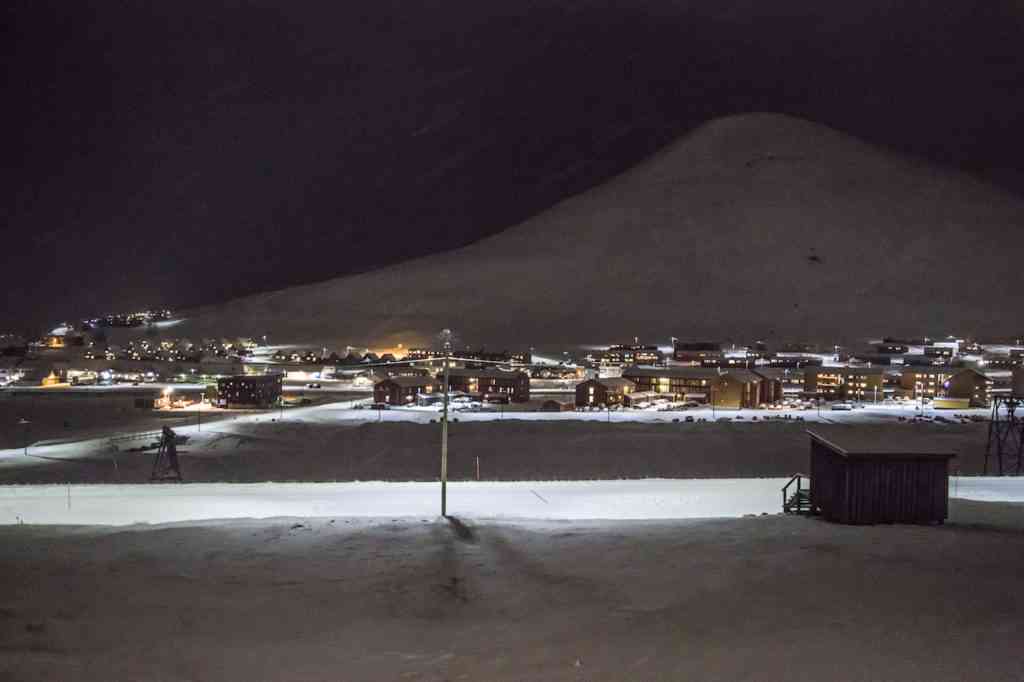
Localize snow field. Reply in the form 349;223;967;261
1;476;1020;526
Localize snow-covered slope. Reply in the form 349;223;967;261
178;114;1023;348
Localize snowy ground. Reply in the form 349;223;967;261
3;501;1023;681
1;477;1020;526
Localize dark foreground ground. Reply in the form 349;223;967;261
1;499;1022;681
0;419;993;485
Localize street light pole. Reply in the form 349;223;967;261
18;418;30;457
440;330;452;517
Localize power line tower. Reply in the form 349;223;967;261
984;395;1024;475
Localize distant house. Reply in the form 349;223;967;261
575;377;636;407
441;368;530;402
373;376;439;406
946;368;993;407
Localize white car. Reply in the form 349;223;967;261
831;402;854;411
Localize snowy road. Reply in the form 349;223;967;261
0;477;1020;526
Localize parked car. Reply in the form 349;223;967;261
831;402;854;411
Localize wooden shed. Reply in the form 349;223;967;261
807;430;956;525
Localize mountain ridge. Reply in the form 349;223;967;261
175;113;1023;349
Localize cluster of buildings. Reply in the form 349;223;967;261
575;338;1024;409
373;367;532;406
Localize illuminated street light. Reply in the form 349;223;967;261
439;329;453;517
17;418;30;456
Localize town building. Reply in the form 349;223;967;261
217;373;283;408
575;377;636;407
760;354;823;369
622;366;720;402
923;344;955;360
715;370;773;409
900;366;956;399
620;366;780;407
672;341;722;365
946;368;993;407
751;367;805;394
982;354;1021;370
373;376;439;406
601;343;662;367
804;367;885;401
406;347;531;368
875;342;909;354
441;368;530;402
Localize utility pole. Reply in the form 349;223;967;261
440;329;452;517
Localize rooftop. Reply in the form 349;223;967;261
623;366;721;379
807;429;957;459
445;368;529;379
377;376;437;388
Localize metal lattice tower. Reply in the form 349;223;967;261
984;396;1024;475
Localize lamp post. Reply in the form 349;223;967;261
440;329;452;517
18;418;30;457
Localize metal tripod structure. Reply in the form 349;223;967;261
151;426;183;482
984;395;1024;475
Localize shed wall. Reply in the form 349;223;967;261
810;439;950;524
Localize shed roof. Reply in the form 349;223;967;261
807;430;957;460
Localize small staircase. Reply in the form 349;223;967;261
782;473;814;514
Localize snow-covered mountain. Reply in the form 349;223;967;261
175;114;1023;349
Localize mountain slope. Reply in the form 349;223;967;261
178;114;1023;349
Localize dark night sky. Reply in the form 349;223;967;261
4;0;1023;334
